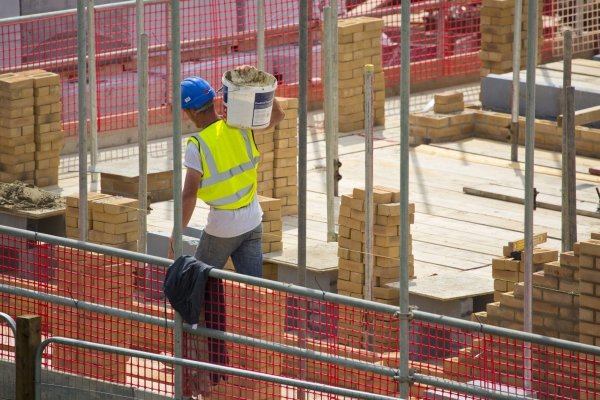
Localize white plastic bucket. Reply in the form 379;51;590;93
222;70;278;130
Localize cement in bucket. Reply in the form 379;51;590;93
222;69;277;130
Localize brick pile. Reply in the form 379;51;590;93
580;237;600;399
52;247;134;383
337;186;415;301
476;247;579;342
0;73;36;184
258;195;283;254
255;123;275;198
433;91;465;114
65;192;112;239
272;97;298;216
579;238;600;346
479;0;517;77
66;193;139;251
0;70;64;186
491;246;558;301
337;186;414;350
223;281;286;398
26;70;63;187
254;97;298;216
101;171;174;202
336;17;385;132
479;0;542;78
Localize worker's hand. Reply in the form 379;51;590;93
235;65;257;75
168;235;175;260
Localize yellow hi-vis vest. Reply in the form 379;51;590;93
187;120;260;210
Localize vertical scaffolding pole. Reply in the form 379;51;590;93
77;0;88;242
524;0;539;390
257;0;265;71
298;0;308;398
364;64;375;352
331;0;339;198
562;30;577;252
510;0;523;162
170;0;183;397
138;34;148;255
87;0;99;183
399;0;411;396
324;7;336;242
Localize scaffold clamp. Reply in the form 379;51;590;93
393;368;418;385
393;305;417;321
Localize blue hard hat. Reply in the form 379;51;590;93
181;77;216;110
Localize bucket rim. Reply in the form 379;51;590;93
222;69;278;91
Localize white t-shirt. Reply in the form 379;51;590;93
183;140;263;238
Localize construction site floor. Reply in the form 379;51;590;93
46;81;600;282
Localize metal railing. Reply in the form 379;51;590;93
2;225;600;399
34;337;400;400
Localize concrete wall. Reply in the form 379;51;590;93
0;358;170;400
0;0;20;18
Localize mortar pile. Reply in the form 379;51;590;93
0;181;62;210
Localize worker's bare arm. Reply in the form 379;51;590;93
168;167;202;259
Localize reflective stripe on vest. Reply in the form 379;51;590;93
194;128;260;189
204;183;254;207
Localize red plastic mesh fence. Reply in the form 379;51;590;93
2;0;595;139
1;232;600;399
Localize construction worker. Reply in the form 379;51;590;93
168;65;285;278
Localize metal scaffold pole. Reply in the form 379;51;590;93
561;29;577;252
399;0;411;395
257;0;265;71
138;34;148;256
510;0;523;161
136;0;148;258
170;0;183;396
87;0;99;182
298;0;308;398
364;64;375;352
324;6;336;242
524;0;539;390
77;0;88;242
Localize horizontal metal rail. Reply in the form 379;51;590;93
0;284;394;378
34;337;401;400
413;374;536;400
0;0;168;24
2;225;600;358
0;312;16;336
412;310;600;358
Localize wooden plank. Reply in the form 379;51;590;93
539;60;600;79
557;105;600;127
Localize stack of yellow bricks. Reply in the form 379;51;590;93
272;98;298;216
0;73;36;184
0;70;64;186
51;247;134;383
254;97;298;216
223;281;286;399
336;17;385;132
491;243;558;301
337;186;415;301
433;91;465;114
337;186;414;350
479;0;517;77
66;193;139;251
255;121;275;198
479;0;542;78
